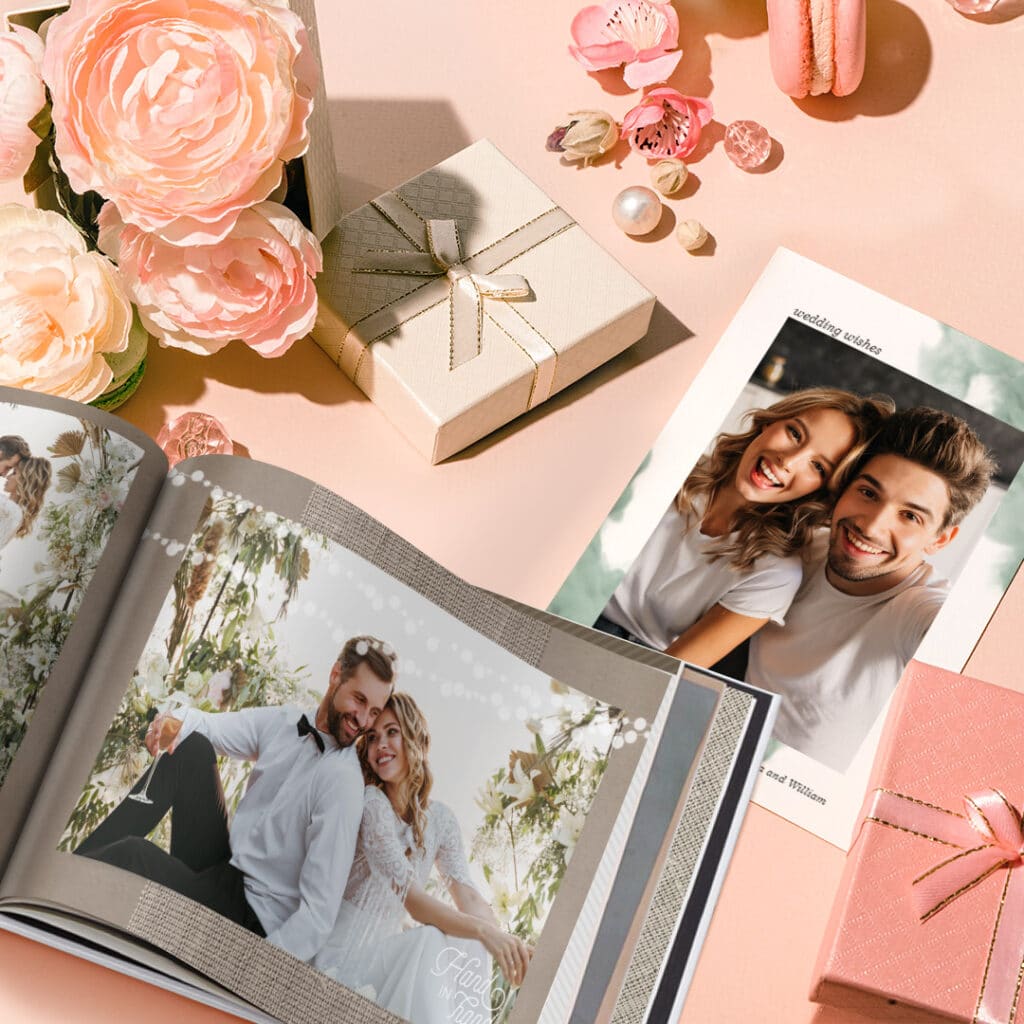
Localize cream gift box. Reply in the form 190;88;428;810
311;140;657;463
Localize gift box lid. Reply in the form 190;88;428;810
813;661;1024;1023
311;139;656;462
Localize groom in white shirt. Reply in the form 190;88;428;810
746;407;995;772
77;635;396;963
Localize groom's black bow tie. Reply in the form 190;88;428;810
296;714;325;753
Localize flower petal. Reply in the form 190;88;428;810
654;1;679;48
569;38;636;70
621;100;666;133
570;4;618;46
623;48;682;88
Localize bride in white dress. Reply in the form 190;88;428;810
0;455;52;560
314;692;531;1022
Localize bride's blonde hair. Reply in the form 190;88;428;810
360;691;433;854
677;388;893;570
9;456;52;538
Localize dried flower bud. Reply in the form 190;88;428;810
549;110;619;164
650;158;688;196
676;219;708;251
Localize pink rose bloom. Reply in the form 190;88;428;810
0;26;46;182
0;204;131;401
621;88;713;159
98;200;322;357
570;0;682;89
43;0;318;245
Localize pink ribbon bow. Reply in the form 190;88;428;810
866;788;1024;1024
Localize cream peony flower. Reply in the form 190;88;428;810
98;200;322;357
0;204;131;401
43;0;318;245
0;26;46;182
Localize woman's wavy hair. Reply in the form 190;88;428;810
359;691;434;855
677;387;894;569
9;456;52;538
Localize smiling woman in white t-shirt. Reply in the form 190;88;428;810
598;388;894;668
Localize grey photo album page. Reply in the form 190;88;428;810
0;386;167;872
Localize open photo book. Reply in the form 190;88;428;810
0;386;777;1024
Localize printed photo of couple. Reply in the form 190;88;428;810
0;404;141;784
60;493;623;1024
591;319;1024;773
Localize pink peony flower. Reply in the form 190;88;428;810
43;0;318;245
569;0;682;89
621;88;713;159
0;204;131;401
0;26;46;182
98;200;322;357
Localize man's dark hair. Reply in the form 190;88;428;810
867;406;996;527
0;435;30;461
336;635;397;686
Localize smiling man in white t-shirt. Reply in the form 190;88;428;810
747;406;996;772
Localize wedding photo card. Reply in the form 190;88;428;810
551;248;1024;849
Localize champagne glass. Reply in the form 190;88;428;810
129;748;163;805
129;697;184;805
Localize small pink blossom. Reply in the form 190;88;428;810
98;200;322;357
0;26;46;182
569;0;681;89
43;0;318;245
621;88;713;160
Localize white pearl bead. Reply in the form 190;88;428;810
611;186;662;236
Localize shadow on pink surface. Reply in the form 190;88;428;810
324;98;472;211
810;999;951;1024
794;0;931;121
446;300;694;463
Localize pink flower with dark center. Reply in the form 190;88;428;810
569;0;682;89
621;88;713;160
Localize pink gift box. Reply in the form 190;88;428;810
813;660;1024;1024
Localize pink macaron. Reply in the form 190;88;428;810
766;0;866;98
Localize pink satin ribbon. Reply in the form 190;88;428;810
866;788;1024;1024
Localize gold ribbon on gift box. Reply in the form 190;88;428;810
865;787;1024;1024
342;192;574;410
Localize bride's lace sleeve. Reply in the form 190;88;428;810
0;496;20;550
433;802;476;888
360;786;414;897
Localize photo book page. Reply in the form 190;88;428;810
0;448;776;1024
0;388;166;867
551;247;1024;849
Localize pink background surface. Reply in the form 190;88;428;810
3;0;1024;1021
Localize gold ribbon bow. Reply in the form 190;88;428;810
355;212;531;369
340;192;574;409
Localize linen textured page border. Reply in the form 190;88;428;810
550;247;1024;849
2;457;704;1024
0;386;166;873
491;601;776;1024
